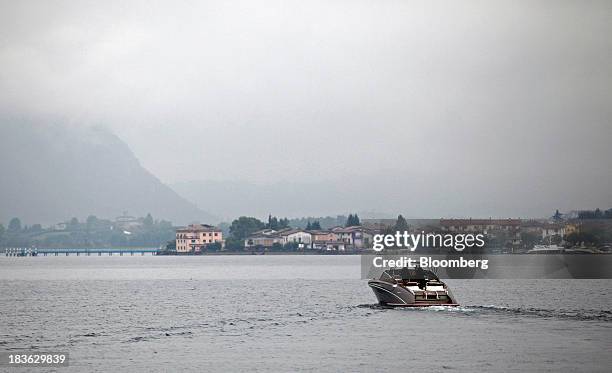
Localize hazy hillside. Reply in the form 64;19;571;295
0;118;215;226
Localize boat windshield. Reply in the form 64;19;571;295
382;267;439;282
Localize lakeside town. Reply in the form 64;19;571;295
3;208;611;255
170;209;612;255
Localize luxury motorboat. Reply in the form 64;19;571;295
368;267;459;307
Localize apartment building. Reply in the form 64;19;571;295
175;224;223;253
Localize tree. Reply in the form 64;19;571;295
394;215;409;232
308;220;321;230
158;220;173;229
229;216;265;240
224;237;245;251
521;231;541;249
69;217;79;230
8;217;21;232
266;215;290;230
206;242;222;252
0;224;4;240
86;215;98;226
267;215;279;230
565;231;598;245
144;213;154;227
284;242;299;251
345;214;360;227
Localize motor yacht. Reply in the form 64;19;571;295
368;267;459;307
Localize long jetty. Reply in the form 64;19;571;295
3;247;159;256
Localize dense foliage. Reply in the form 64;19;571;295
0;214;174;248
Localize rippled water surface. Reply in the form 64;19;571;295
1;256;610;372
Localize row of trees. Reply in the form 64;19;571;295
578;208;612;219
0;214;175;248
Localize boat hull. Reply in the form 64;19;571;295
368;280;459;307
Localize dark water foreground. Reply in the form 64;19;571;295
1;256;610;372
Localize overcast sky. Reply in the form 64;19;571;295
1;0;611;216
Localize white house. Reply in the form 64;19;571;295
279;229;312;247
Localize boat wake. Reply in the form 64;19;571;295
466;305;612;322
357;303;612;322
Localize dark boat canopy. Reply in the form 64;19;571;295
380;267;439;282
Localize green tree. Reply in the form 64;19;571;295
30;224;43;232
86;215;98;227
521;231;541;249
0;224;5;240
8;217;21;232
565;231;598;245
224;237;245;251
308;220;321;230
69;217;79;230
158;220;173;229
266;215;290;230
206;242;222;252
229;216;265;240
394;215;409;232
143;213;154;227
283;242;299;251
345;214;360;227
267;215;279;230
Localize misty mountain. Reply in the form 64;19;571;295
0;118;215;226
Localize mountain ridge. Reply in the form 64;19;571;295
0;118;216;226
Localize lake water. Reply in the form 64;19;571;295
1;256;610;372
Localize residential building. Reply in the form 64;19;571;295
312;240;347;251
331;226;374;249
279;229;312;247
308;230;346;251
175;224;223;253
441;218;522;248
244;234;283;248
440;218;521;233
564;223;579;236
522;220;566;239
310;230;335;242
541;223;565;239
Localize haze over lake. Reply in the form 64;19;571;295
2;1;612;224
